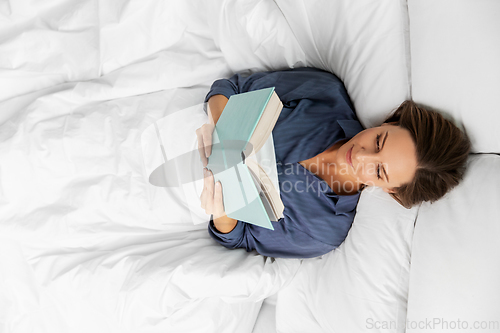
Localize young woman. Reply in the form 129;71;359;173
196;68;470;259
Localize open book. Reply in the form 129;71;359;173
206;87;284;230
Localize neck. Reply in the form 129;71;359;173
322;139;346;163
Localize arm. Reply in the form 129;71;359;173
203;74;269;232
208;215;337;259
206;94;228;125
202;71;298;236
203;95;237;232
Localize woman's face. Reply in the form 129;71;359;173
336;123;418;192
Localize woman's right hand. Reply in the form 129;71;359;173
197;94;228;167
196;122;215;167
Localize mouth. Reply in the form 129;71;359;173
346;146;353;168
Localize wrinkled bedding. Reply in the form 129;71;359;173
0;1;304;332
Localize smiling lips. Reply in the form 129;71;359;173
346;146;353;168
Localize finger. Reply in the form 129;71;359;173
200;189;207;210
205;170;215;214
213;181;225;219
197;135;208;167
203;130;212;159
200;169;209;209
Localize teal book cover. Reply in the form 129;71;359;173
206;87;283;230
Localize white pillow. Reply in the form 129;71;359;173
409;0;500;153
406;154;500;329
275;187;418;333
274;0;411;128
205;0;306;73
206;0;410;128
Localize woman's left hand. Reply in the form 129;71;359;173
200;168;238;233
200;168;226;219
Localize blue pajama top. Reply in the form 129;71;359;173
204;68;364;259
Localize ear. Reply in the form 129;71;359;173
383;187;397;194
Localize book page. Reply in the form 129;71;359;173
246;93;282;156
245;133;283;219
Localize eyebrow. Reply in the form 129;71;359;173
381;131;389;182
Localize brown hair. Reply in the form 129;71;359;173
383;100;471;208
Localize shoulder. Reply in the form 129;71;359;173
243;67;343;88
276;67;343;84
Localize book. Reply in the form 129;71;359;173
206;87;284;230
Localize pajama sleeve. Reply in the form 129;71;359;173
203;71;270;107
207;214;338;259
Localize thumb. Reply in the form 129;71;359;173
214;181;225;219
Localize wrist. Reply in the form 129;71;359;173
213;214;238;234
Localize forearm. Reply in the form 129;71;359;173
213;215;238;233
207;94;235;232
207;94;229;125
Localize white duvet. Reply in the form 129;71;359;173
0;1;305;332
0;67;304;332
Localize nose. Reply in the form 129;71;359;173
354;148;379;174
355;148;377;163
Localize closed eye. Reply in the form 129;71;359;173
376;134;382;179
381;132;389;182
376;132;389;182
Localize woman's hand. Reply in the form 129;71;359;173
200;168;224;218
196;94;229;167
200;168;237;233
196;94;229;168
196;122;215;168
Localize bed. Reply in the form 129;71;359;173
1;0;499;332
